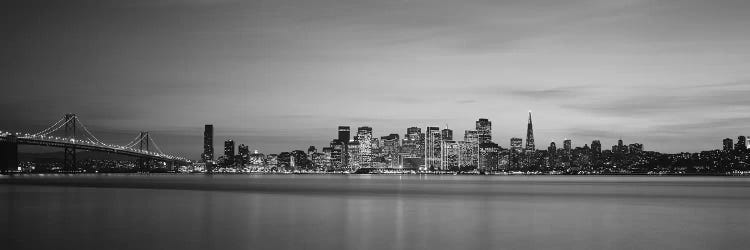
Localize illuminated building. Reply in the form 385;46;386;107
401;127;424;168
526;111;535;151
338;126;350;143
463;130;480;167
441;140;459;170
479;142;500;171
509;137;522;170
381;134;401;168
202;124;214;162
723;138;733;151
736;136;747;152
347;140;361;169
591;140;602;154
441;128;453;141
330;140;346;169
356;126;373;166
238;144;249;164
425;127;441;170
628;143;643;154
548;142;557;168
476;118;492;144
224;140;235;158
510;137;523;153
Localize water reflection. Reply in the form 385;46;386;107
2;175;750;250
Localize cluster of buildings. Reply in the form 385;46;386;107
195;112;750;174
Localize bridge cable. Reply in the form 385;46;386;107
148;136;165;155
32;116;71;137
39;116;75;137
74;116;104;145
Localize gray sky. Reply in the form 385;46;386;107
2;0;750;158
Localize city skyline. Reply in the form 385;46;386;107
3;0;750;156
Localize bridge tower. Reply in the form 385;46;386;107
1;135;18;173
63;113;77;172
137;131;151;172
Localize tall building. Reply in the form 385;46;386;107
238;144;249;164
381;134;401;168
509;137;523;169
628;143;643;154
479;142;500;171
441;128;453;141
525;111;535;151
347;140;361;169
476;118;492;143
510;138;523;153
563;139;572;152
338;126;351;143
548;142;557;168
591;140;602;154
202;124;214;162
330;140;346;170
441;140;459;170
463;130;480;167
356;126;373;166
425;127;441;170
224;140;235;158
401;127;424;168
723;138;733;151
736;136;747;152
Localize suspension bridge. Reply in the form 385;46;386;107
0;114;191;172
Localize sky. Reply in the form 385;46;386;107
2;0;750;159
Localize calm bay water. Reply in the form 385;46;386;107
2;174;749;250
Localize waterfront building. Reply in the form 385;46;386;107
425;127;441;170
441;128;453;141
723;138;733;151
591;140;602;154
736;136;747;152
441;140;459;170
479;142;500;171
338;126;350;143
202;124;214;162
526;111;535;151
238;144;249;164
510;137;523;170
629;143;644;155
476;118;492;144
356;126;373;166
347;140;361;169
224;140;235;158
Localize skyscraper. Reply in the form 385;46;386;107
463;130;480;167
441;128;453;141
224;139;235;158
736;136;747;152
526;111;535;151
476;118;492;143
238;144;249;164
510;138;523;153
509;137;523;169
356;126;373;166
425;126;441;170
563;139;572;152
591;140;602;154
202;124;214;162
723;138;733;151
338;126;351;142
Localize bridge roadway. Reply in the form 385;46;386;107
1;134;191;167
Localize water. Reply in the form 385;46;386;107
2;174;749;250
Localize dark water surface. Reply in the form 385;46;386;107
2;174;749;250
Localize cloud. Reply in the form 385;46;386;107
561;80;750;116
